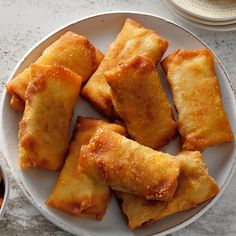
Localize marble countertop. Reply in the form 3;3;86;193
0;0;236;235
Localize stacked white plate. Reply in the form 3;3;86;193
164;0;236;31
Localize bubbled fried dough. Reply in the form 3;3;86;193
105;55;177;149
47;117;126;219
161;49;233;151
116;151;219;229
79;129;180;201
6;31;103;112
19;64;82;170
82;18;169;118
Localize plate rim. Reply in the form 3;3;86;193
1;10;236;236
165;0;236;26
170;0;236;21
164;0;236;32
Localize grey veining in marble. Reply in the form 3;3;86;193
0;0;236;235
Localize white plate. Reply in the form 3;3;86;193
1;11;236;236
170;0;236;21
165;1;236;32
165;0;236;26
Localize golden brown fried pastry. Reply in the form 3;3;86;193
6;31;103;112
82;18;169;117
19;64;82;170
47;117;126;219
104;55;177;149
10;94;25;113
161;49;233;151
116;151;220;229
79;129;180;201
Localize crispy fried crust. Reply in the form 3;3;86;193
19;64;82;170
117;151;220;229
79;129;180;201
6;31;103;112
105;55;177;149
46;117;126;219
10;94;25;113
95;48;104;64
82;18;169;118
161;49;234;151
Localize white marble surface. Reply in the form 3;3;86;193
0;0;236;235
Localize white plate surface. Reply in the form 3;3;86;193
1;12;236;236
166;0;236;26
165;1;236;32
171;0;236;21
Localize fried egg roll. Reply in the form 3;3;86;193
161;49;233;151
105;55;177;149
19;64;82;170
82;18;169;117
116;151;219;229
7;31;103;112
79;129;180;201
47;117;126;219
